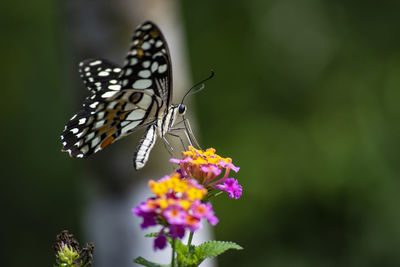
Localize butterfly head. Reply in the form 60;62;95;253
178;104;186;115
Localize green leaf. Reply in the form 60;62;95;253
144;232;159;238
195;241;243;260
133;257;170;267
173;239;200;267
174;238;188;255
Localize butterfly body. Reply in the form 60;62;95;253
61;21;187;170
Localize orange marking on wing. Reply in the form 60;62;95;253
101;136;115;149
137;49;144;58
150;30;159;38
131;92;141;103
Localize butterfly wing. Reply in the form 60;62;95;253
61;21;172;158
78;59;122;94
120;21;173;107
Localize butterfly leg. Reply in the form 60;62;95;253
182;117;201;149
169;126;193;148
171;118;201;149
167;132;186;150
162;136;174;153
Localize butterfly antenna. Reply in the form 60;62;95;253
181;70;214;104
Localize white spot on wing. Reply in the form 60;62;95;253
142;42;150;50
126;109;146;121
92;137;101;147
151;62;158;73
155;40;163;48
70;128;79;134
76;128;88;138
89;60;102;66
81;145;89;154
121;120;141;135
132;79;152;89
74;140;83;147
138;70;151;78
158;64;167;73
94;121;105;128
125;68;133;76
85;132;95;142
142;61;150;68
98;71;110;77
97;111;105;120
102;91;118;98
130;58;138;66
108;85;121;90
90;102;99;109
107;101;118;109
141;24;152;30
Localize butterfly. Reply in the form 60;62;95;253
61;21;197;170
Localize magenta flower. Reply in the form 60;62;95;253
154;232;167;250
215;178;243;199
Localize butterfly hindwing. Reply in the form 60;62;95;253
78;59;122;94
61;89;158;157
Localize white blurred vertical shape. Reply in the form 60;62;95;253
64;0;214;266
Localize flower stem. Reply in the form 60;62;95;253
171;238;176;267
187;231;194;255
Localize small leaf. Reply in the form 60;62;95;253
195;241;243;260
133;257;169;267
144;232;159;238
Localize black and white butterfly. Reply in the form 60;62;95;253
61;21;198;170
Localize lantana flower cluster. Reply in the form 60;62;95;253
171;146;242;199
133;147;242;250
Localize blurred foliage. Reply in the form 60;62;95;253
0;1;82;266
181;0;400;266
2;0;400;266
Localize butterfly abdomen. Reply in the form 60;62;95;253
134;125;157;170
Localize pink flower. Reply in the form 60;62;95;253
215;178;242;199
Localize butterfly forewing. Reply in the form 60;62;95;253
61;21;172;159
120;21;172;107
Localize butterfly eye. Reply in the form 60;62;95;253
178;104;186;115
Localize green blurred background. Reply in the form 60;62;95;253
2;0;400;266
